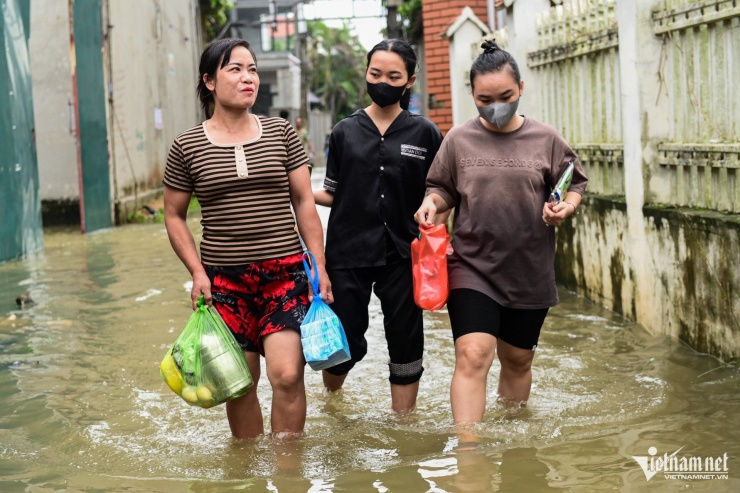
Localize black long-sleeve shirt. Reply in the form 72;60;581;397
323;109;443;269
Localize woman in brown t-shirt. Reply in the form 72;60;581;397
415;40;588;433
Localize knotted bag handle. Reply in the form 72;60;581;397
302;251;321;300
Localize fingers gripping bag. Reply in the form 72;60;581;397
300;251;351;371
160;295;253;408
411;224;450;311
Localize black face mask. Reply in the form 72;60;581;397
366;81;407;108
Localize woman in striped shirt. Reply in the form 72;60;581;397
163;38;331;439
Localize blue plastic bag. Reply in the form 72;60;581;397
300;251;351;371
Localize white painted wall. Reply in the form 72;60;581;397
446;8;489;126
28;1;78;201
106;0;202;204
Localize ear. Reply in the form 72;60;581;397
406;74;417;89
204;74;215;92
519;79;525;97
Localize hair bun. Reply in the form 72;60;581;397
481;39;500;54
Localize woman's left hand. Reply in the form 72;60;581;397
315;264;334;304
542;200;575;227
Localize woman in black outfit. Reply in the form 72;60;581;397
314;39;443;412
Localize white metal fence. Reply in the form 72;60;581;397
482;0;739;211
651;0;740;212
526;0;623;197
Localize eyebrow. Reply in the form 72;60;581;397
369;67;403;75
225;61;256;69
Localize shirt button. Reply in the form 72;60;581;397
236;145;242;150
238;158;243;161
380;166;384;171
381;194;385;198
381;137;384;141
238;172;246;177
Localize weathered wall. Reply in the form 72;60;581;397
106;0;202;223
557;198;740;361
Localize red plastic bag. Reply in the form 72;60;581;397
411;224;450;311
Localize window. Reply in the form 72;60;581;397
260;12;296;52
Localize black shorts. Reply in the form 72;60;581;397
324;259;424;385
446;289;549;350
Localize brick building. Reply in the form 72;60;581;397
422;1;490;135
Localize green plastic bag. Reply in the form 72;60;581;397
160;295;253;408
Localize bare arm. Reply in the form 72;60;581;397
313;189;334;207
414;192;451;229
163;185;210;309
289;166;333;303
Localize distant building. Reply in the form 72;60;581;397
228;0;304;118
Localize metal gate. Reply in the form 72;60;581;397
0;0;43;263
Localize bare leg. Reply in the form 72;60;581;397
450;333;497;424
391;381;419;413
496;339;536;403
226;350;264;439
263;330;306;436
322;370;347;392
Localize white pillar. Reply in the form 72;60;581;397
510;0;549;120
615;0;668;327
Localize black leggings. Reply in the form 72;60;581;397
447;288;549;351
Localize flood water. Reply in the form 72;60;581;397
1;171;739;492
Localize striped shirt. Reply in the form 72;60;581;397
163;115;308;266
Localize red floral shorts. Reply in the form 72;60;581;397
204;253;309;355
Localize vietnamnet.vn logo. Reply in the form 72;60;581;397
632;446;729;481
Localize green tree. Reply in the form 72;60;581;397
381;0;423;43
199;0;234;41
397;0;423;44
306;21;368;122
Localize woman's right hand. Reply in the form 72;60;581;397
414;196;438;229
191;271;212;310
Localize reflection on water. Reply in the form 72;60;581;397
0;178;739;492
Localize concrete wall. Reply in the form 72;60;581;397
106;0;202;222
557;199;740;362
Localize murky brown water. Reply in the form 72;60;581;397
1;171;739;492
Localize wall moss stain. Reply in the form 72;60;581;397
556;195;739;361
609;249;625;316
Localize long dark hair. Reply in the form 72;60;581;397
469;39;521;91
366;38;417;110
196;38;257;118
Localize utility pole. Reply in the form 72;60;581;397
386;0;403;39
295;2;308;122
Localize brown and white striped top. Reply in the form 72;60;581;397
164;115;308;266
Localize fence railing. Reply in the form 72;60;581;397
650;0;740;212
526;0;624;197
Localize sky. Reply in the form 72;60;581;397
302;0;387;50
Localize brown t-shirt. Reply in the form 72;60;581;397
426;117;588;309
163;116;308;266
